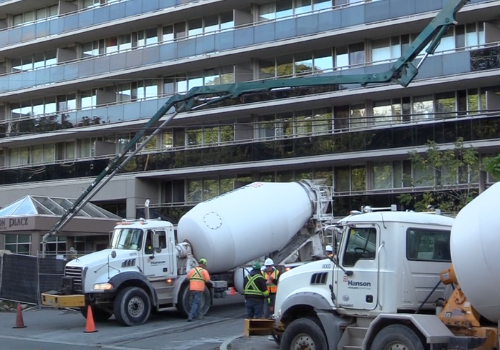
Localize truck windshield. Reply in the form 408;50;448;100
111;228;144;250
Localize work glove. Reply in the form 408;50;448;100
269;306;274;313
267;298;271;304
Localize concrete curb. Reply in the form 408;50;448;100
219;334;243;350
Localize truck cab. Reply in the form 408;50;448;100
42;218;205;326
274;210;455;350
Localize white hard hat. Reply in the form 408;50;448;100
264;258;274;266
326;245;333;252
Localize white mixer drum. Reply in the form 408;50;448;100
177;182;314;274
451;181;500;322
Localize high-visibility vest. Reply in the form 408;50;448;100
244;274;268;297
188;266;208;292
189;267;206;282
262;270;279;294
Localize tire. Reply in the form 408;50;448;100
371;324;426;350
177;284;211;318
281;317;327;350
113;287;151;326
80;306;112;322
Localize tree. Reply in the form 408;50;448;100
397;137;479;214
483;154;500;180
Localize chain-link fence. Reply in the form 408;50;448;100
0;252;66;305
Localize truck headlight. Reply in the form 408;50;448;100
93;283;113;291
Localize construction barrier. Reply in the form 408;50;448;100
0;253;65;305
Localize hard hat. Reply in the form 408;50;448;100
326;245;333;252
264;258;274;266
199;258;207;265
252;261;261;270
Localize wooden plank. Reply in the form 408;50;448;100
244;319;274;337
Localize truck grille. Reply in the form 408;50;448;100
65;266;83;293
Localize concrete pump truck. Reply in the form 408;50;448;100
41;0;470;326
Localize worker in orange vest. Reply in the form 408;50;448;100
186;258;210;322
262;258;280;319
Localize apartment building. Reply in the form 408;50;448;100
0;0;499;255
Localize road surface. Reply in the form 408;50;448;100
0;294;247;350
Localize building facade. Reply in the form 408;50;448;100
0;0;500;253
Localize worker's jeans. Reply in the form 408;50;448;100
188;291;202;320
263;293;276;319
245;298;264;319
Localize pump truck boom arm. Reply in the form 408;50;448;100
43;0;468;245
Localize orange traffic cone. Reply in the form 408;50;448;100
83;306;98;333
13;303;26;328
229;287;236;295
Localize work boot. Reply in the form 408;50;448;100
187;318;192;322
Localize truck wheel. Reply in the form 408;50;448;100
177;285;211;318
281;317;327;350
113;287;151;326
371;324;426;350
80;306;112;322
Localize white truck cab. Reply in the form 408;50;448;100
274;210;455;350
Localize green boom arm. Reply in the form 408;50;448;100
42;0;469;249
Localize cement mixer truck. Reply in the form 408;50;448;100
40;180;333;326
271;183;500;350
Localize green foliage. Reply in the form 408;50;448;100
483;154;500;180
397;137;479;214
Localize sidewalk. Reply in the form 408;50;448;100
220;334;279;350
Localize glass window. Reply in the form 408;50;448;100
276;112;293;137
259;115;275;139
296;0;312;15
260;58;275;79
342;227;376;267
106;37;118;54
295;52;313;75
296;110;313;135
313;0;331;11
372;38;391;64
373;100;393;126
373;162;392;189
220;12;234;30
413;95;434;121
204;15;219;33
220;65;234;84
188;71;203;90
162;25;174;42
187;179;202;202
313;108;332;134
259;3;275;21
335;46;349;69
188;18;203;36
204;68;219;86
436;29;455;52
118;34;132;51
335;167;350;192
203;179;218;200
314;49;333;72
351;166;366;191
351;104;366;129
204;126;219;145
276;0;293;19
277;54;293;78
31;145;44;164
349;43;365;66
435;92;456;118
187;128;202;147
406;228;451;261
